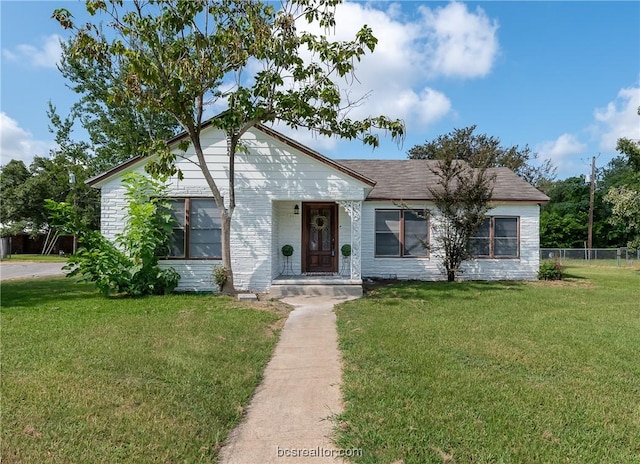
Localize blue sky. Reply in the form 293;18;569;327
1;1;639;180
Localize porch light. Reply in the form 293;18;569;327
294;204;300;215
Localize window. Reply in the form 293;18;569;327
375;209;428;257
470;216;519;258
166;198;221;259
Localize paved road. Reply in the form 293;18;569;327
0;262;67;281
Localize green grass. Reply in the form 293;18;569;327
1;253;68;262
335;264;640;463
1;277;288;463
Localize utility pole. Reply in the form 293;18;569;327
69;171;77;255
587;156;595;258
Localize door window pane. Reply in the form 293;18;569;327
321;208;331;251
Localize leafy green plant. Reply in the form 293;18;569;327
538;260;563;280
341;244;351;257
46;172;180;296
281;244;294;257
213;266;228;289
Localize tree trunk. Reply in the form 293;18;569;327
189;133;236;295
220;213;235;294
447;269;456;282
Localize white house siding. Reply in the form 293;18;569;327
97;126;368;292
273;201;302;276
158;261;218;292
461;203;540;281
360;201;440;280
361;201;541;281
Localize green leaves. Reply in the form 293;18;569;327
408;126;556;187
54;0;407;293
45;173;180;296
604;186;640;250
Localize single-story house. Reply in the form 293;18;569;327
88;123;549;296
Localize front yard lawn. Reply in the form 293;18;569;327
1;277;288;463
335;265;640;463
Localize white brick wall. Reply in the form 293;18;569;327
98;126;542;290
361;201;541;281
98;126;369;292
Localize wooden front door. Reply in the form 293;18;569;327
302;203;338;274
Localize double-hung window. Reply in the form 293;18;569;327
470;216;519;258
166;198;221;259
375;209;428;257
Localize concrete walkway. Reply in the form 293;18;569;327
218;295;357;464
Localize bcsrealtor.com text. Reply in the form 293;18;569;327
276;446;363;458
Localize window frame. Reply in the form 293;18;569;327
471;216;520;259
162;197;222;260
374;209;429;258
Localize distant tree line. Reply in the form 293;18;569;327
409;122;640;252
538;131;639;250
0;39;179;239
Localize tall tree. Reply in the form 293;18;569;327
0;160;31;236
604;186;640;250
0;105;99;239
604;115;640;250
408;125;555;187
615;106;640;174
54;0;405;293
58;39;180;173
539;176;590;248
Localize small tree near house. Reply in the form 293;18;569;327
54;0;405;294
425;156;495;282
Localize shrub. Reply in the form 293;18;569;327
281;244;294;257
341;244;351;257
538;260;563;280
213;266;228;289
46;173;180;296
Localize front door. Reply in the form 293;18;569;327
302;203;338;274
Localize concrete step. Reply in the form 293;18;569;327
269;284;362;298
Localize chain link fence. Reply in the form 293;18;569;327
540;247;639;266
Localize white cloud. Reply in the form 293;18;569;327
538;133;586;158
2;34;63;69
536;133;587;175
0;112;53;165
419;2;500;78
288;1;498;138
593;86;640;151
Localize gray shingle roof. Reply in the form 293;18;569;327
335;159;550;202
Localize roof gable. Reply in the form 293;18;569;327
87;123;374;188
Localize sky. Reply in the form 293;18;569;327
1;1;639;180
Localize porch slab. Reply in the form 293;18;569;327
270;276;363;298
